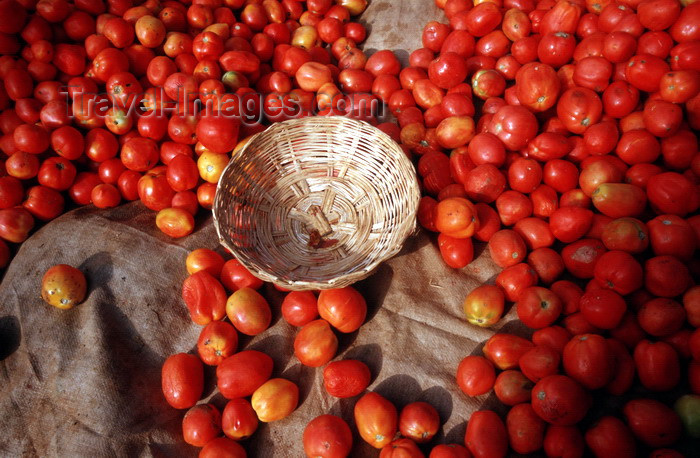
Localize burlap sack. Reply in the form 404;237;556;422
0;194;525;457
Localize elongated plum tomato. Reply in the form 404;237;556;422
399;401;440;443
557;87;602;134
161;353;204;409
323;359;371;398
293;319;338;367
488;105;538;151
457;355;496;396
435;197;479;238
463;284;505;327
195;113;240;154
216;350;273;399
225;287;272;336
354;392;398;449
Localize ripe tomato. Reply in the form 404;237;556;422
532;326;571;354
637;298;686;337
222;398;258;441
557;87;602;134
354;392;398;449
626;54;670;93
494;369;533;407
250;378;299;423
585;416;636;458
647;172;700;216
516;286;563;329
465;410;508;458
506;403;546;454
527;247;564;285
508;158;542;194
544;425;585;458
155;208;194;238
531;375;591;425
579;289;626;330
303;414;353;458
317;287;367;333
488;105;538;151
601;217;649;253
138;166;175;211
186;249;224;277
561;238;607;278
515;62;560;111
464;164;507;204
23;185;63;221
645;255;692;298
294;319;338;367
322;359;371;399
197;321;238;366
380;439;424;458
428;52;468;89
182;403;221;447
623;399;682;448
496;263;539;302
280;291;318;327
593;250;643;295
399;402;440;443
219;259;263;292
225;287;271;336
217;350;273;399
438;233;474;269
489;229;527;268
199;437;246;457
462;284;504;327
161;353;203;410
634;340;680;392
484;333;534;370
519;345;561;383
456;355;496;397
563;334;614;390
182;271;227;326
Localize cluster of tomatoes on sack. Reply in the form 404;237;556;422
394;0;700;456
0;0;374;270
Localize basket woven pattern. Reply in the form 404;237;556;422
213;116;421;290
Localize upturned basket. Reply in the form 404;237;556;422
212;116;421;291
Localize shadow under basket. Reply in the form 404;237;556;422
213;116;421;291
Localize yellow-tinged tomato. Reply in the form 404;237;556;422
251;378;299;422
463;284;505;327
197;151;229;183
41;264;87;310
226;287;272;336
232;134;255;156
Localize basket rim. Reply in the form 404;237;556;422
212;116;421;291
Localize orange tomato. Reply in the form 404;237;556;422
435;197;479;238
251;378;299;422
354;392;398;448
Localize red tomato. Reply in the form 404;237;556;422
623;399;682;448
438;233;474;269
457;355;496;396
519;345;561;383
294;319;338;367
549;207;593;243
626;54;670;93
197;321;238;366
317;287;367;333
645;255;692;298
220;259;263;292
494;370;534;406
647;172;700;216
634;340;680;392
322;359;371;398
181;403;221;448
222;398;258;441
531;375;591;425
507;403;546;454
585;416;636;458
380;439;424;458
532;326;572;354
557;87;602;134
516;286;563;329
488;229;527;268
488;105;538;151
161;353;203;409
637;298;686;337
579;289;626;330
592;250;643;295
181;270;227;326
216;350;273;399
465;410;508;458
496;263;539;303
563;334;614;390
354;392;398;449
483;333;535;370
199;437;246;457
544;425;585;458
399;402;440;444
303;414;353;458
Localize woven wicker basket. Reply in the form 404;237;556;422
213;116;421;291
